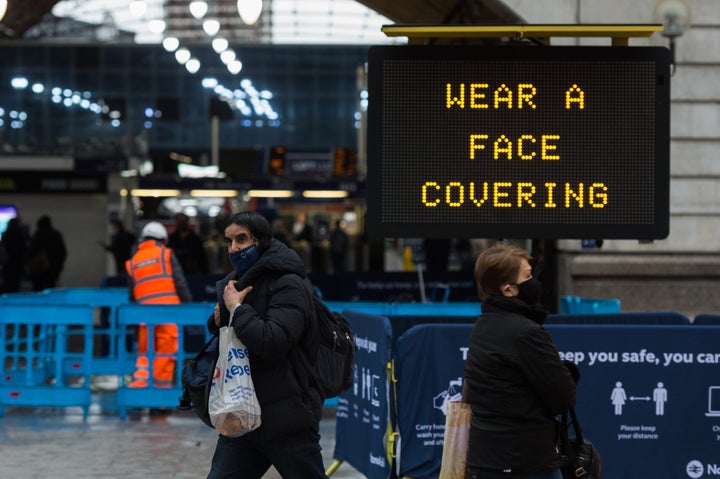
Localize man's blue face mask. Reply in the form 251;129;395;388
229;244;260;273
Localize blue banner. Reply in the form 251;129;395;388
548;324;720;479
393;323;474;479
333;311;393;479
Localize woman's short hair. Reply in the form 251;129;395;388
225;211;273;253
473;242;531;301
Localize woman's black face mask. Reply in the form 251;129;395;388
513;277;543;305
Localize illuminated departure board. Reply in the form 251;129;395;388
366;46;671;239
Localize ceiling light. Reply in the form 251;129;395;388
248;189;293;198
228;60;243;74
128;1;147;17
202;77;218;88
0;0;8;22
190;190;238;197
237;0;263;26
162;36;179;52
188;1;208;19
203;19;220;36
10;77;29;89
302;190;349;199
130;189;181;197
185;58;201;74
212;38;229;53
148;19;166;34
220;50;236;64
175;48;191;64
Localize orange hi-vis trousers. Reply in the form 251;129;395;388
129;323;178;388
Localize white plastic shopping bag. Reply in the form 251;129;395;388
208;321;261;437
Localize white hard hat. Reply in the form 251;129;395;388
141;221;168;242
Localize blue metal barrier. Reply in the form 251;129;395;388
693;314;720;325
115;303;214;420
548;311;691;325
0;304;95;420
325;301;481;317
44;288;130;375
1;288;131;375
559;295;621;314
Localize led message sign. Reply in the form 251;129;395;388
366;46;671;239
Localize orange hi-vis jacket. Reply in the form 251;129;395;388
126;240;181;304
125;239;181;388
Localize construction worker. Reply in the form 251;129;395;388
126;221;192;390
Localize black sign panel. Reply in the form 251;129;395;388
367;46;671;239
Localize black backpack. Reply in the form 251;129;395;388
307;295;356;399
178;332;219;428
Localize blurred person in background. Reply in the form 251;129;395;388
99;218;136;276
168;212;208;275
291;212;313;273
1;217;29;293
27;215;67;291
328;219;348;274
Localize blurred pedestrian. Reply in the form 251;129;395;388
291;212;313;272
329;219;348;274
272;218;291;247
292;212;313;245
204;223;231;275
27;215;67;291
99;219;136;276
168;213;208;275
1;217;29;293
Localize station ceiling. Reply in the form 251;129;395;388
0;0;525;44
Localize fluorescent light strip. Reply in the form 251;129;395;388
190;189;237;197
302;190;348;199
130;188;181;197
248;189;293;198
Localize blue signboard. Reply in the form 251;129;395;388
393;323;474;479
549;324;720;479
331;314;720;479
333;310;393;479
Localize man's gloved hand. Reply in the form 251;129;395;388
563;360;581;384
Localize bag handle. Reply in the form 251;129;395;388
177;333;219;411
561;407;585;444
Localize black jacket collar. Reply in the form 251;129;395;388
483;295;549;325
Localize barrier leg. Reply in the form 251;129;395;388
325;459;343;477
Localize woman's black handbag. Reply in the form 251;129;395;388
561;407;601;479
177;334;219;428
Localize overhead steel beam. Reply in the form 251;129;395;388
0;0;62;38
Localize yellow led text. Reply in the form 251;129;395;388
446;83;585;110
421;181;608;208
469;134;560;160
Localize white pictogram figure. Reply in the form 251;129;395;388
433;378;463;416
611;381;627;415
653;382;667;415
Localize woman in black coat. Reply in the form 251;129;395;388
464;242;576;479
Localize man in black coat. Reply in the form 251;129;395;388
206;211;326;479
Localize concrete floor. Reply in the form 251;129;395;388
0;393;365;479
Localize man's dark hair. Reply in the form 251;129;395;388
225;211;273;253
